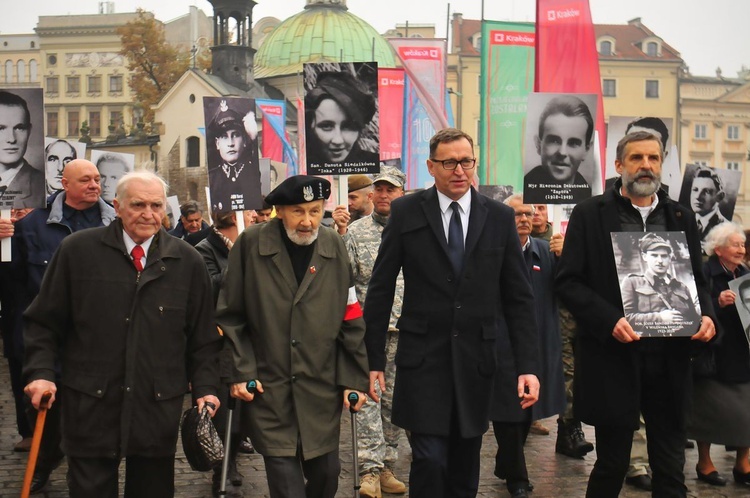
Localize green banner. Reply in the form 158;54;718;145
479;21;535;190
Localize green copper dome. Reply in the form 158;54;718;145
254;1;396;78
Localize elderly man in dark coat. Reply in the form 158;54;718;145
23;170;221;498
491;194;565;498
217;175;369;498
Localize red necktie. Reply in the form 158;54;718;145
131;245;144;272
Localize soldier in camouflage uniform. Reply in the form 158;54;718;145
344;166;407;497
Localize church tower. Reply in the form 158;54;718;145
208;0;257;91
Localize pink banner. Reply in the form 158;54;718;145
378;68;405;161
535;0;606;185
389;39;449;131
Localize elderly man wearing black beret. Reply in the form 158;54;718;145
216;175;369;498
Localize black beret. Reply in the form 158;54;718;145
265;175;331;206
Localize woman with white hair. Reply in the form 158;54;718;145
689;222;750;486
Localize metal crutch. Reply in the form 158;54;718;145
348;391;360;498
219;380;256;496
21;392;52;498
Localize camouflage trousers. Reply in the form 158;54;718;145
559;305;576;422
357;330;404;475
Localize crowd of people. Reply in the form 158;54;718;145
1;125;749;498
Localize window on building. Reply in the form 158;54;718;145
694;124;707;139
67;111;79;137
46;76;59;94
110;109;123;129
17;60;26;83
47;111;58;137
109;75;123;93
29;59;37;82
726;161;741;171
5;60;12;83
695;160;709;167
599;40;612;56
186;136;201;167
646;42;658;57
89;110;101;137
645;80;659;98
474;35;482;51
727;125;740;140
602;79;616;97
188;181;199;202
67;76;80;94
88;75;101;94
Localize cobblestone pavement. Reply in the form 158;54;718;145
2;364;749;497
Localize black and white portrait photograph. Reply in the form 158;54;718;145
166;195;180;231
729;273;750;344
304;61;380;175
523;92;599;205
89;150;135;204
612;231;702;337
43;137;87;196
478;185;514;204
603;116;679;196
678;164;741;250
0;88;45;209
204;96;262;212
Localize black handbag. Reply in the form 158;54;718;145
180;404;224;471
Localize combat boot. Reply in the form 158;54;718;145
555;418;594;458
380;467;406;494
359;472;382;497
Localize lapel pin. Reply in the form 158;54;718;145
310;266;316;274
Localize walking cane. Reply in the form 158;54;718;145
348;391;360;498
21;391;52;498
219;380;256;496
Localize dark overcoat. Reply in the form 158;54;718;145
216;220;369;460
555;188;713;428
23;221;221;458
364;187;539;439
490;237;565;422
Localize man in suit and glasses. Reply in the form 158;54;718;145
364;128;540;497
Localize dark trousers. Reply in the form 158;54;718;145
493;417;532;492
8;354;31;437
586;353;687;498
409;427;483;498
263;449;340;498
67;455;175;498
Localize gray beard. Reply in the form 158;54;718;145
286;226;319;246
623;170;661;198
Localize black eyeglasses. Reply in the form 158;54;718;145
430;158;476;170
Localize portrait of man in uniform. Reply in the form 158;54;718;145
204;97;262;212
613;232;701;337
